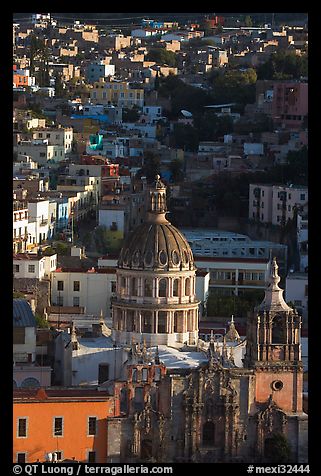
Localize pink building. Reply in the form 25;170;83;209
272;81;308;129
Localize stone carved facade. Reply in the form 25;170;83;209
107;177;307;464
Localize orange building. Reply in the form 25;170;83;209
13;387;118;463
13;74;30;88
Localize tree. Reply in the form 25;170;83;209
146;48;177;67
257;51;308;80
158;75;213;117
141;151;161;182
244;15;253;27
35;312;49;328
265;433;291;463
193;111;233;141
169;158;184;182
13;291;25;298
209;69;257;110
122;105;140;122
170;123;199;152
54;72;66;98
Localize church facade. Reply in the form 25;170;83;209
105;177;308;464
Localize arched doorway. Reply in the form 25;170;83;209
202;421;215;447
140;439;153;460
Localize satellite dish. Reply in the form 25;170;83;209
181;110;193;118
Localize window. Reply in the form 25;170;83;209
132;369;138;382
111;281;116;293
300;193;306;201
98;363;109;384
57;281;64;291
14;264;20;273
39;152;46;157
88;417;97;436
17;453;26;463
158;311;167;333
154;367;161;381
131;277;138;296
53;417;63;437
142;368;148;381
305;285;308;297
18;418;27;437
159;278;167;297
144;279;153;297
73;281;80;292
173;279;179;297
73;296;80;307
134;387;144;412
88;451;96;463
185;278;190;296
28;265;35;273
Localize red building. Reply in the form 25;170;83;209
272;81;308;129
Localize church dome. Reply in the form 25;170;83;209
118;221;195;271
118;175;194;271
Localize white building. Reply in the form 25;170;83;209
142;105;162;122
243;142;264;156
51;268;117;318
249;183;308;226
297;205;308;272
181;229;287;296
285;272;308;319
85;62;115;83
32;127;73;154
13;253;57;280
13;201;29;253
121;123;157;139
98;207;126;234
16;141;65;165
28;198;50;245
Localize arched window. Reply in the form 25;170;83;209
21;377;40;388
173;279;179;297
142;311;152;333
272;315;285;344
144;279;153;297
187;310;194;331
120;387;129;414
127;310;135;332
120;276;126;295
185;278;190;296
174;312;179;332
158;311;167;333
202;421;215;447
159;278;167;297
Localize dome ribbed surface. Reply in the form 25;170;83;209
118;222;194;271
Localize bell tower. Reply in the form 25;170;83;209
244;258;303;412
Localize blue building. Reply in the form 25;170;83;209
55;198;69;232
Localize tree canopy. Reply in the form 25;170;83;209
208;68;257;110
257;51;308;80
146;48;177;67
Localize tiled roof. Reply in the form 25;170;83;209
13;299;36;327
13;387;113;401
